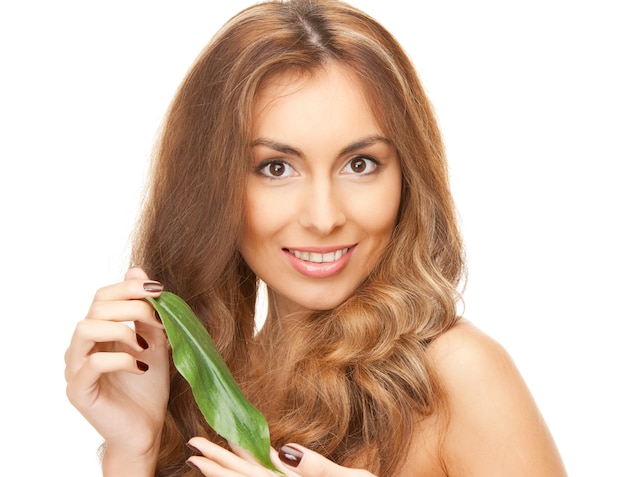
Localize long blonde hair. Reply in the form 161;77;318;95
132;1;464;475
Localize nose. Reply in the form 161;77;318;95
298;179;347;235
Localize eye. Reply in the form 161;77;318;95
342;156;380;175
255;160;297;179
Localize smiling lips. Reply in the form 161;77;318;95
284;246;354;278
289;247;349;263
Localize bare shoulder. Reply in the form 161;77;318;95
427;318;509;368
424;319;568;477
427;318;521;389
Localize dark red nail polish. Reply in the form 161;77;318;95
186;442;201;455
136;334;149;350
136;360;149;372
279;445;303;467
143;281;164;292
186;459;201;472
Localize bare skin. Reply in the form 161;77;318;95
184;320;568;476
65;63;566;477
65;268;169;477
400;319;568;477
66;270;567;476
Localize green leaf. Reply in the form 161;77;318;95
146;291;281;473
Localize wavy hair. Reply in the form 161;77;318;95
131;1;465;475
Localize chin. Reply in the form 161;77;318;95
301;294;351;312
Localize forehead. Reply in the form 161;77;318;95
251;62;379;134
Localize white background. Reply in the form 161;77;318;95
1;1;624;475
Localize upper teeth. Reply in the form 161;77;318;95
291;248;349;263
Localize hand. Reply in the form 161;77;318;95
186;437;377;477
64;268;170;469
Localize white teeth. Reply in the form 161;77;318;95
291;248;348;263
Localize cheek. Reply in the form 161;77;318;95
241;188;284;247
355;181;402;235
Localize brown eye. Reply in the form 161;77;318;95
343;156;379;175
268;161;285;176
256;160;296;179
350;158;367;172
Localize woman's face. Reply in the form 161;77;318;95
239;63;402;317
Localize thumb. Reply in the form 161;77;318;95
125;266;149;281
276;444;375;477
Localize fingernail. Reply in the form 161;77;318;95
186;459;201;472
143;281;164;292
186;442;201;455
279;445;303;467
136;360;149;372
136;334;149;350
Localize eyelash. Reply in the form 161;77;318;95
254;155;382;180
342;155;381;175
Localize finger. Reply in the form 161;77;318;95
92;275;163;303
229;443;299;477
125;267;149;281
64;319;150;376
186;458;242;477
228;442;261;466
87;299;162;328
66;351;147;406
187;437;271;476
276;444;375;477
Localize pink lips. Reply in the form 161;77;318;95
283;246;355;278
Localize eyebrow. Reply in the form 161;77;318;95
250;135;392;158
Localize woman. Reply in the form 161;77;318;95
65;1;567;476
